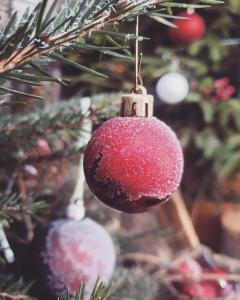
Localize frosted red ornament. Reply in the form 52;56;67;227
35;218;116;298
84;90;184;213
168;11;205;45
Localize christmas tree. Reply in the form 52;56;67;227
2;1;240;300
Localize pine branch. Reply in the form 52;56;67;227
0;191;46;223
0;0;218;99
0;275;34;300
62;280;110;300
0;276;110;300
0;93;118;220
0;0;157;73
0;93;119;151
0;292;28;300
0;97;85;148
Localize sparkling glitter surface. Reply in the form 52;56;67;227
84;117;184;213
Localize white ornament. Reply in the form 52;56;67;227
156;72;189;104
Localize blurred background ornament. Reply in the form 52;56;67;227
156;72;189;104
168;10;206;45
34;218;116;299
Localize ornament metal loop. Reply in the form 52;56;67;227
130;85;147;95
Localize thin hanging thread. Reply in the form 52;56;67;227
135;15;143;92
135;15;139;89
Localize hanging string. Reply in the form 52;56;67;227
135;15;143;93
135;15;139;89
138;53;143;86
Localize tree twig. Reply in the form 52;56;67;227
0;292;27;300
164;272;240;283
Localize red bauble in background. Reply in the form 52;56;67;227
168;11;205;45
34;218;116;298
172;259;237;300
84;117;183;213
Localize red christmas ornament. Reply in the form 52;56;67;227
173;259;237;299
168;11;205;45
35;139;52;156
84;90;184;213
203;77;235;105
202;268;236;299
35;218;116;298
175;259;202;277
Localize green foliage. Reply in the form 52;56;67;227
0;93;118;152
0;0;218;101
0;192;46;223
110;268;159;300
0;273;34;300
0;0;225;298
229;0;240;12
0;93;119;225
0;276;109;300
63;280;109;300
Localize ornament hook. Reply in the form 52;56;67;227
120;13;153;117
130;85;147;95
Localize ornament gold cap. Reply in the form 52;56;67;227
120;85;154;117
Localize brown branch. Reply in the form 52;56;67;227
118;252;163;266
165;273;240;283
0;292;27;300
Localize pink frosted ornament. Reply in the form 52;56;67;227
37;218;116;298
84;88;184;213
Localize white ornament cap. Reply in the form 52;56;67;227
120;85;154;117
66;202;86;220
